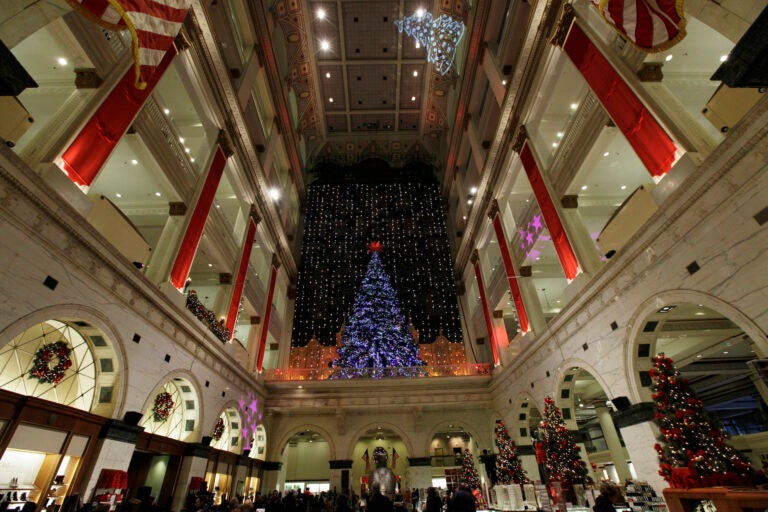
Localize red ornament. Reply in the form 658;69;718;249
368;241;383;253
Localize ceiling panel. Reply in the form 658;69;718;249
326;114;348;133
342;2;400;60
318;64;346;110
351;113;396;132
398;113;420;131
347;64;397;110
311;1;341;61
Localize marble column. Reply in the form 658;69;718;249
260;461;283;494
594;405;632;483
172;443;212;512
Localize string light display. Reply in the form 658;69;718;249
540;396;591;484
395;11;465;75
395;12;464;75
291;164;463;355
650;353;752;486
494;419;529;484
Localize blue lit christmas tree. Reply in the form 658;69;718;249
395;11;464;75
331;242;426;378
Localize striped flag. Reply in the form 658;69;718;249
391;447;399;469
362;448;371;473
598;0;686;53
66;0;191;88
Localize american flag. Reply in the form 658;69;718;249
66;0;191;88
598;0;686;53
362;448;371;473
391;447;399;469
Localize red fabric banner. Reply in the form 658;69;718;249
492;213;530;334
520;144;580;280
563;22;676;177
169;147;227;289
60;45;177;187
598;0;686;53
256;263;278;372
224;218;257;337
474;261;499;366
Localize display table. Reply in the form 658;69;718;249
663;487;768;512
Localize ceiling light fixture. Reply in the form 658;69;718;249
163;108;170;115
179;137;185;143
719;55;728;62
657;305;676;313
416;8;425;17
329;97;334;103
320;39;330;51
131;159;138;165
155;192;162;197
665;54;673;62
470;186;477;194
325;72;331;78
316;8;326;19
411;96;416;101
115;193;122;198
415;41;421;49
581;185;588;190
603;152;610;157
552;142;559;148
556;132;564;138
570;103;578;110
57;57;68;66
269;188;281;200
620;185;626;190
413;70;418;77
467;199;473;205
208;263;213;267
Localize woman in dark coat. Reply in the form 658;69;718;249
593;482;622;512
425;488;441;512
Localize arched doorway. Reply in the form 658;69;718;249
281;429;332;494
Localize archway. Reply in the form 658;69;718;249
351;426;408;499
139;375;201;442
209;405;242;453
280;428;332;494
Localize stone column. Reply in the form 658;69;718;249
82;419;143;503
246;316;262;373
172;443;212;512
329;460;353;494
260;461;283;494
560;196;602;277
613;403;666;494
145;202;188;286
594;406;632;483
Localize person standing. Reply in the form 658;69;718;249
593;482;622;512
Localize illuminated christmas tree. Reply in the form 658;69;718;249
331;243;425;378
394;11;464;75
459;449;481;489
494;419;529;484
650;353;752;485
541;397;591;484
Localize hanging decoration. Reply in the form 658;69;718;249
185;291;231;342
212;417;225;441
152;391;174;422
28;341;73;385
597;0;686;53
395;11;465;75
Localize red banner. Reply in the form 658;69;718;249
598;0;686;53
474;261;499;366
225;218;257;337
563;22;676;177
61;45;177;187
491;213;530;334
520;144;580;280
256;263;278;372
169;147;227;289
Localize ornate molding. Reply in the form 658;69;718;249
549;3;576;47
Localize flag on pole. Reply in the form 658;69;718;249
362;448;371;473
392;447;399;469
598;0;686;53
66;0;192;88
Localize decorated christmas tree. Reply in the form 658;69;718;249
394;11;464;75
541;396;591;484
331;242;425;378
650;353;752;486
459;449;481;490
494;419;529;484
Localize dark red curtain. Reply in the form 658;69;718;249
170;147;226;289
492;213;530;333
257;263;278;371
563;22;676;177
520;144;580;280
61;46;177;187
474;261;499;366
225;218;257;336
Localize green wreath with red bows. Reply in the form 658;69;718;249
28;341;72;385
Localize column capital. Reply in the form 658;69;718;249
511;125;528;153
250;316;261;325
549;3;576;47
99;419;144;443
487;199;500;220
271;253;282;269
249;205;262;225
613;402;655;429
175;28;192;51
561;195;579;209
219;273;233;285
470;249;480;265
217;129;235;158
169;202;187;216
74;68;102;89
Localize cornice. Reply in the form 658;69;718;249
0;146;267;400
185;2;298;279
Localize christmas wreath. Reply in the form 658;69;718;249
28;341;73;385
152;391;174;422
212;417;225;440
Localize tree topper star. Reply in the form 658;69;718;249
368;241;383;253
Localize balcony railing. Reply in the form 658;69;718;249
262;363;492;381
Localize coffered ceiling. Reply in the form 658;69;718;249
269;0;470;169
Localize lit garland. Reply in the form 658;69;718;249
541;396;592;484
28;341;73;385
331;246;427;379
494;419;529;484
650;353;752;486
395;11;465;75
152;391;174;422
212;417;225;441
185;291;231;342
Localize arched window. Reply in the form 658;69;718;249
141;378;200;441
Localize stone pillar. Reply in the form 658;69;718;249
613;403;666;494
246;316;262;373
482;47;506;106
260;461;283;494
82;419;143;503
594;406;632;483
560;196;602;277
406;458;433;493
172;443;212;512
330;460;353;494
145;202;188;286
232;455;251;500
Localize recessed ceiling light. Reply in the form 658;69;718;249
502;79;507;86
696;354;702;358
413;70;418;77
620;185;626;190
470;186;477;194
462;216;467;220
723;351;729;354
665;54;673;62
184;147;191;153
570;103;578;110
536;257;540;261
416;8;425;17
329;97;334;102
316;8;326;19
581;185;588;190
179;137;185;143
115;193;122;198
467;199;473;205
163;108;170;115
57;57;68;66
411;96;416;101
415;41;420;49
131;159;138;165
556;132;564;138
552;142;558;148
216;204;220;209
719;54;728;62
320;39;330;51
325;72;331;78
155;192;162;197
208;263;213;267
269;188;281;200
603;152;610;157
190;157;195;162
